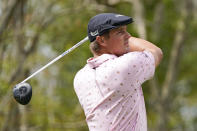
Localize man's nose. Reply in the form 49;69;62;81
125;32;131;39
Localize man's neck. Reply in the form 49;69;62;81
93;54;100;58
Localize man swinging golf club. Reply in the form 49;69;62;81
74;13;163;131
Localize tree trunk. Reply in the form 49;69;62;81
158;0;194;130
1;102;20;131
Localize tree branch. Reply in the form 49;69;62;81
0;0;18;41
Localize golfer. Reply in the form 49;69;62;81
74;13;163;131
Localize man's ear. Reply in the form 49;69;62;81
96;36;107;47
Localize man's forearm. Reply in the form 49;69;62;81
128;37;163;67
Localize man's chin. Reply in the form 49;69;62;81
116;52;128;57
125;46;130;53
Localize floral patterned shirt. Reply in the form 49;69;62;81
74;51;155;131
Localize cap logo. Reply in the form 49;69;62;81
115;14;123;17
90;30;99;36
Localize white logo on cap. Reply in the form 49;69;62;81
90;30;99;36
115;14;123;17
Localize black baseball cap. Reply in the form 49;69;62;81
87;13;133;42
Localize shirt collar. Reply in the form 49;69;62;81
87;54;117;69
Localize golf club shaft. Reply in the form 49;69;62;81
20;36;89;84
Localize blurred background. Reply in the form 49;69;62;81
0;0;196;130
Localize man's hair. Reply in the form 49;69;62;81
89;30;110;55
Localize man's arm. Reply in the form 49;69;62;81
128;37;163;67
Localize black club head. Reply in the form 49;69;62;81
13;83;32;105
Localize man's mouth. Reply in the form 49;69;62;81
124;41;129;46
124;41;130;52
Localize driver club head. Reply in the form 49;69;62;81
13;83;32;105
11;37;88;105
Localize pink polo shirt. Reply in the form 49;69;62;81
74;51;155;131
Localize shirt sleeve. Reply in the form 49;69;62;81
116;50;155;85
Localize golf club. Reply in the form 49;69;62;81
13;36;89;105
